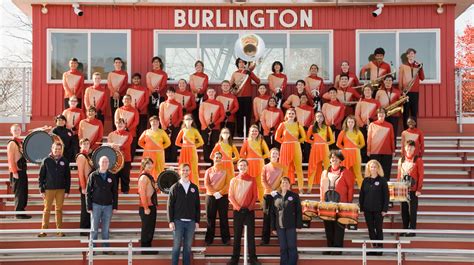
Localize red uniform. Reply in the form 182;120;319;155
84;84;107;114
216;92;239;123
268;73;287;94
322;100;346;130
228;173;258;211
175;90;197;114
355;98;380;128
199;99;226;130
189;72;209;96
159;99;183;129
127;84;149;115
78;118;103;150
231;70;261;97
399;62;425;93
401;128;425;157
397;155;424;192
295;104;315;128
62;69;84;99
367;120;395;155
253;95;270;122
115;105;139;137
108;70;129;97
108;129;133;162
320;166;355;203
146;69;168;97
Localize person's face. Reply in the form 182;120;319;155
69;98;78;108
166;91;175;100
123;96;132;106
114;60;123;70
11;126;21;137
87;109;96;118
207;89;216;99
144;162;154;172
80;141;90;152
407;119;416;129
296;82;305;93
330;155;341;168
180;166;190;178
407;51;416;61
268;98;276;107
116;121;126;130
310;65;318;75
93;75;101;85
286;110;296;121
178;80;187;91
56;119;66;127
195;62;203;72
132;76;141;85
221;82;231;93
369;163;378;176
52;145;62;157
258;86;266;95
346;118;355;130
274;63;281;72
250;127;259;138
184;115;193;128
152;59;161;69
300;95;308;105
384;78;393;88
316;112;324;123
69;60;78;70
374;54;384;62
213;153;222;164
377;112;386;121
341;62;349;73
237;161;248;173
270;150;279;162
238;60;246;69
280;179;290;191
329;90;337;100
99;156;109;170
405;145;415;156
364;87;372;98
150;119;159;129
221;129;231;140
340;77;349;87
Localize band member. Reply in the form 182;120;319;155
138;116;171;179
355;85;381;162
7;124;30;219
189;60;208;129
304;64;324;111
84;72;107;123
268;61;287;105
204;152;231;245
76;138;92;234
401;117;424;157
320;150;355;254
337;116;365;188
62;57;84;109
168;164;201;265
239;125;270;202
230;58;261;137
175;114;204;185
283;80;306;109
261;97;284;150
324;73;361;116
228;159;261;265
216;80;239;136
400;48;425;127
306;112;334;193
367;108;395;181
38;142;71;237
52;115;75;163
272;177;303;265
211;127;240;179
261;148;287;245
375;75;401;137
159;88;183;162
275;108;306;194
62;96;85;159
127;73;149;139
176;79;197;115
360;47;391;81
359;160;389;255
138;158;158;251
146;56;168;116
253;85;270;127
321;87;346;146
295;94;315;163
199;87;225;163
334;61;360;89
114;94;139;157
86;156;118;251
108;118;133;194
78;107;103;151
108;57;129;122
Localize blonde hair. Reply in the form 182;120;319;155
364;159;384;178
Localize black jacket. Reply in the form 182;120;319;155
271;190;303;230
52;126;75;161
359;176;389;213
167;181;200;223
86;170;118;210
38;156;71;193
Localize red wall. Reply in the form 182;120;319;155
30;4;458;133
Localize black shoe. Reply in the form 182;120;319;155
142;251;158;255
227;259;238;265
399;233;407;237
367;251;377;256
259;241;269;246
205;241;212;246
16;214;32;219
332;251;342;255
222;241;230;246
376;251;384;256
322;251;332;255
250;259;262;265
80;232;89;236
406;233;416;237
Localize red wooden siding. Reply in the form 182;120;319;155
30;4;457;129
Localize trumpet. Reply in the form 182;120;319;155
385;95;409;117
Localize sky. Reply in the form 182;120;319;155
0;1;472;67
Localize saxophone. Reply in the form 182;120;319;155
385;96;409;117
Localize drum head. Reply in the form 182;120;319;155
92;146;118;171
23;131;54;164
157;170;180;194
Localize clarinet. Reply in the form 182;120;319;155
167;114;173;138
182;97;186;114
135;99;137;109
224;101;230;128
207;112;213;146
72;114;76;132
275;87;283;109
93;97;96;107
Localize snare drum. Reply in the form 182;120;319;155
302;200;319;218
337;203;359;225
23;131;64;164
318;202;338;221
388;181;409;202
92;146;124;174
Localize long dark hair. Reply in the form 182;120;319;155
218;127;234;146
312;111;326;134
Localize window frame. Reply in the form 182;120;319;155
46;28;132;84
154;29;334;85
355;29;441;84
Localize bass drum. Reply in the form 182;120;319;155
157;170;180;194
92;146;124;174
23;131;64;164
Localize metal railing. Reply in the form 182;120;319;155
0;67;32;129
455;67;474;133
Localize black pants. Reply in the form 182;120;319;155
165;127;179;163
360;126;369;163
323;220;345;248
205;195;230;244
148;95;160;117
261;194;274;244
71;134;79;162
264;135;280;151
139;206;157;247
96;110;105;125
370;154;393;182
364;211;384;246
232;209;257;262
401;191;419;229
115;162;131;193
131;136;138;161
386;116;399;146
10;171;28;212
202;129;220;163
403;92;419;130
329;129;341;150
137;114;148;140
110;97;123;130
80;192;91;229
64;98;82;109
236;97;252;137
192;107;201;130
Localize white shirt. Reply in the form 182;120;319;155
180;179;191;194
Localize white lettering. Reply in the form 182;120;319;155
266;9;278;28
229;9;234;27
188;9;200;28
215;10;226;28
250;10;264;28
174;9;186;28
235;10;248;28
279;9;298;28
300;9;312;28
202;9;214;28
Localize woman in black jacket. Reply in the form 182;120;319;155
359;159;389;256
272;177;303;265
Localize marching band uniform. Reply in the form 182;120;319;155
108;69;129;122
334;72;360;89
261;105;284;150
306;124;334;193
138;128;171;179
336;130;365;188
253;94;270;126
108;128;133;193
268;72;288;96
230;69;260;137
204;161;231;245
295;102;315;163
146;68;168;116
62;69;84;108
275;121;306;192
282;93;303;109
76;149;92;232
375;85;401;137
216;91;239;136
175;127;204;185
304;74;324;108
176;88;197;115
211;142;240;179
127;83;150;139
239;138;270;202
189;71;209;128
368;120;395;181
355;97;380;162
323;86;361;116
159;98;183;162
138;171;158;249
360;60;391;81
199;98;225;163
78;116;103;151
321;99;346;147
7;136;29;218
84;84;107;123
399;61;424;127
114;103;139;157
401;128;425;157
62;107;85;159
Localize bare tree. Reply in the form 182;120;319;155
0;4;32;66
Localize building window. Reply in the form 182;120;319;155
48;30;131;83
154;30;333;83
356;29;440;83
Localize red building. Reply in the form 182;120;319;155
12;0;473;134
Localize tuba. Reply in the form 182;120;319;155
385;95;409;117
232;34;266;94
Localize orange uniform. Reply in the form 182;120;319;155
211;142;240;179
336;130;365;187
127;84;149;115
62;69;84;99
146;69;168;97
306;124;334;192
84;84;107;114
175;127;204;185
138;128;171;179
78;118;103;150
